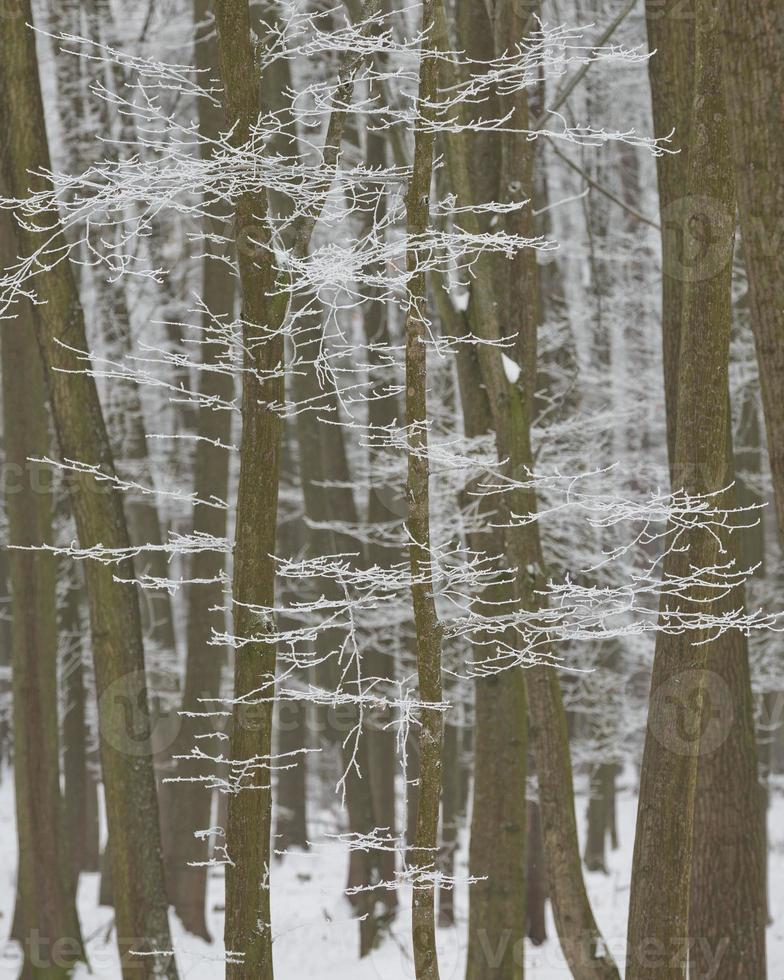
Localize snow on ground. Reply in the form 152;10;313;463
0;773;782;978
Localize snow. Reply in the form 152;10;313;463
1;773;782;977
501;353;522;385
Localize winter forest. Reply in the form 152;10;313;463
0;0;782;977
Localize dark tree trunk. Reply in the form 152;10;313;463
61;568;101;880
719;0;784;543
1;204;84;978
0;11;177;975
627;5;762;976
526;800;547;947
161;0;236;940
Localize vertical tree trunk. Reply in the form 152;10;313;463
1;204;84;978
0;11;177;976
437;713;459;928
404;5;444;976
163;0;236;940
719;0;784;543
644;3;767;975
450;5;529;976
526;800;547;947
584;764;615;874
626;6;744;976
437;4;619;976
212;2;287;975
61;567;101;879
291;336;388;954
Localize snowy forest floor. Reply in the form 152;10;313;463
0;773;782;978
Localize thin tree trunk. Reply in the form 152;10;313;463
291;332;387;954
626;7;744;976
438;713;459;928
62;567;101;879
404;5;444;976
526;800;547;947
584;764;615;874
0;11;177;976
163;0;236;939
1;205;84;978
212;2;285;973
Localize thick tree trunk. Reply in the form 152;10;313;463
644;3;767;975
450;6;529;976
626;7;745;977
212;1;285;974
1;206;84;978
436;3;618;976
0;11;177;976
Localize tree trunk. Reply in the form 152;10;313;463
438;714;459;928
626;7;742;976
719;0;784;543
526;800;547;947
291;328;387;954
584;764;615;875
61;567;101;879
1;204;84;978
439;2;618;975
212;1;287;974
0;11;177;976
404;5;444;977
162;0;236;940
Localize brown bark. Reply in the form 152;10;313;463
0;10;177;975
61;568;101;878
526;801;547;947
212;1;284;973
627;7;746;976
215;0;373;970
162;0;236;940
719;0;784;543
438;3;617;976
403;5;444;976
644;0;695;480
1;204;84;978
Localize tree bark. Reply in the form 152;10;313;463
0;10;177;976
1;203;84;979
719;0;784;543
61;567;101;879
439;3;618;976
212;1;285;974
404;5;444;976
163;0;236;940
627;6;744;976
